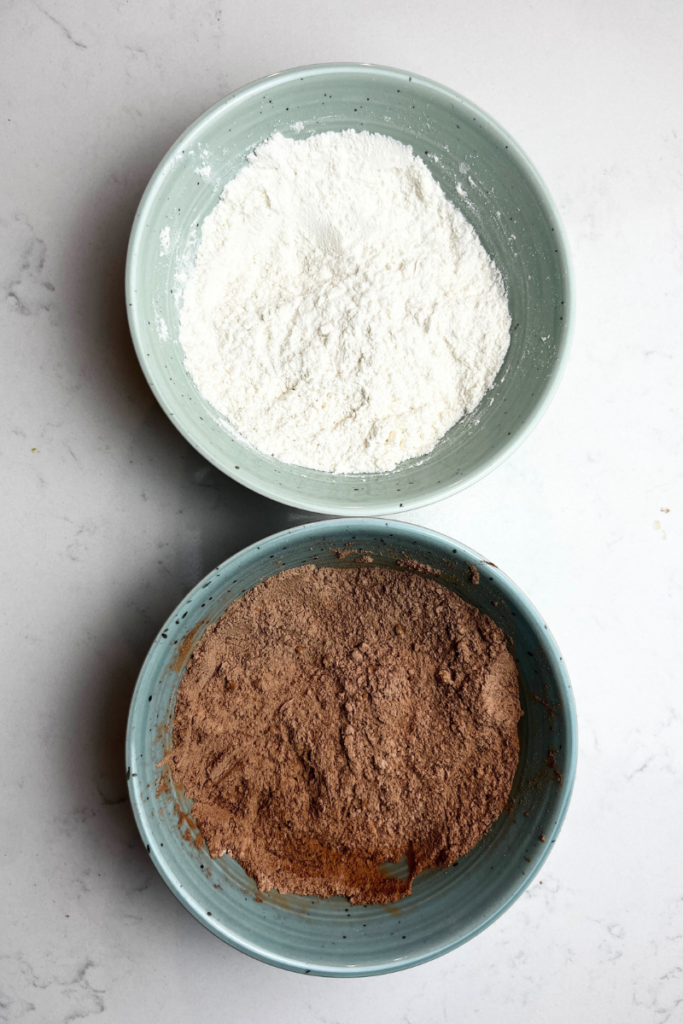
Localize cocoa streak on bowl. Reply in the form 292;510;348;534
170;620;205;672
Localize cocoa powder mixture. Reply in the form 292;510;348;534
169;565;522;904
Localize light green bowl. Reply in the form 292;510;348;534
126;64;573;515
126;519;577;976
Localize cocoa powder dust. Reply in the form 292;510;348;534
169;565;522;904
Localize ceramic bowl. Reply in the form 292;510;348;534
125;63;573;516
126;519;577;976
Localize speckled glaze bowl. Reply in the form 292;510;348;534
126;519;577;976
125;63;573;516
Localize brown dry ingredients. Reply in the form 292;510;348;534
170;565;522;904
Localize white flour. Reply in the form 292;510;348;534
179;130;510;473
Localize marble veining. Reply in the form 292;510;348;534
3;217;55;319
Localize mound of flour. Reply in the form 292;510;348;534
179;130;510;473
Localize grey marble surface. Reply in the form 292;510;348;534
2;1;682;1021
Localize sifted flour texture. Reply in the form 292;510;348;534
169;564;522;904
179;130;510;473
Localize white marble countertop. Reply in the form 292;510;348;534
2;1;682;1020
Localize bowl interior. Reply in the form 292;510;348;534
127;520;576;977
126;64;572;516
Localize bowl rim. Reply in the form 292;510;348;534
125;62;575;518
126;517;578;976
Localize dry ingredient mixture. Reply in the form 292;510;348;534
170;565;522;904
179;130;510;473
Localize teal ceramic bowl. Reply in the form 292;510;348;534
126;63;573;516
126;519;576;976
